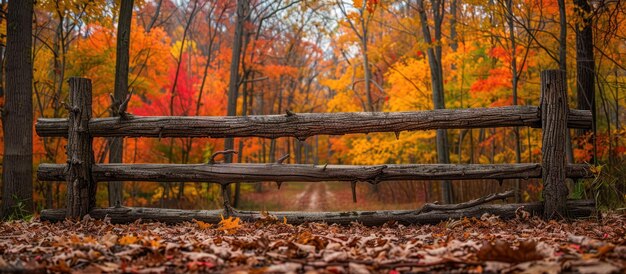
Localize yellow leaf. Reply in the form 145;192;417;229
194;219;212;230
590;165;604;175
83;236;97;244
218;216;241;234
150;240;161;249
118;235;138;245
283;216;288;224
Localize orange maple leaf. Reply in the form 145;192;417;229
194;219;213;230
118;235;138;245
218;215;241;234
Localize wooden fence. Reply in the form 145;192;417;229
36;70;596;225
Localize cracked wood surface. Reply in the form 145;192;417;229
36;106;592;138
38;163;592;184
39;200;595;225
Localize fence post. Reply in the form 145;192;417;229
66;77;96;218
540;70;569;219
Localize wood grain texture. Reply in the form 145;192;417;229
541;70;570;219
39;200;595;225
38;163;593;183
36;106;592;138
65;78;96;218
2;0;34;218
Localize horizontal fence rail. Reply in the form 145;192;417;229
38;163;593;184
35;106;593;138
39;200;595;225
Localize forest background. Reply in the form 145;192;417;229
0;0;624;216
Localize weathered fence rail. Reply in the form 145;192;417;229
40;200;595;225
36;106;592;138
36;70;596;224
38;163;592;183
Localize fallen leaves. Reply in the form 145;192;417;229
118;235;138;245
193;219;212;230
100;233;118;248
0;213;623;273
477;240;544;263
294;230;328;250
218;215;241;234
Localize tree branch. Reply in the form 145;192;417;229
418;190;515;213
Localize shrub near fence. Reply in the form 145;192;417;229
36;70;595;225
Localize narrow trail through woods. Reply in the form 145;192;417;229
295;183;335;211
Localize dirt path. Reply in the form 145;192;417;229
295;183;334;211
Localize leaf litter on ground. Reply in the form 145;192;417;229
0;212;624;273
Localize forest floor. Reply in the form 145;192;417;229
238;182;423;212
0;212;624;273
295;183;333;211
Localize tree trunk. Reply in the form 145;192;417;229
108;0;134;207
224;0;247;206
145;0;163;33
556;0;577;198
361;40;374;112
225;0;246;161
2;0;34;219
506;0;523;202
574;0;595;141
416;0;453;204
450;0;458;52
557;0;567;71
234;72;250;208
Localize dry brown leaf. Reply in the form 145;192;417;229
349;262;371;274
477;240;544;263
100;233;118;248
93;262;120;272
79;265;103;274
266;262;302;272
137;266;167;273
323;251;348;262
293;242;316;253
510;261;562;274
569;260;621;274
183;251;219;262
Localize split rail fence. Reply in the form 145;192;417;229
36;70;596;225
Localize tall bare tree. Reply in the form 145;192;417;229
574;0;595;140
415;0;453;203
225;0;247;160
108;0;134;207
2;0;34;218
223;0;248;205
505;0;522;202
336;0;378;112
